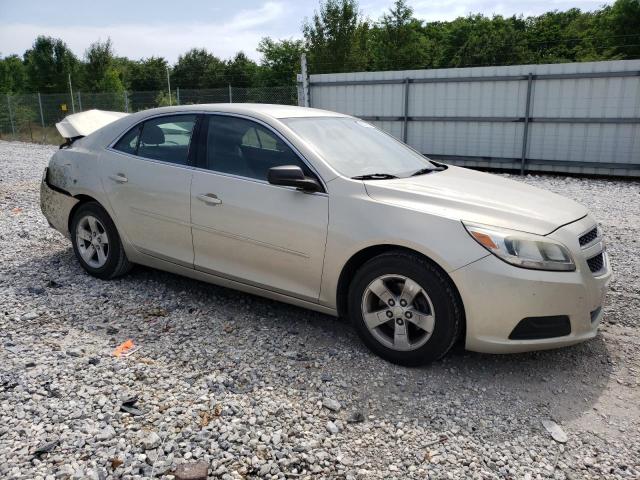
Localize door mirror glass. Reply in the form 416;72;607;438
267;165;322;192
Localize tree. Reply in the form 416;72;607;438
225;52;259;88
257;38;305;86
4;0;640;95
604;0;640;58
303;0;368;73
128;57;169;91
0;55;27;93
83;39;124;92
23;36;79;93
172;48;226;89
370;0;430;70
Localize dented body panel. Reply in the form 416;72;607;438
40;169;79;238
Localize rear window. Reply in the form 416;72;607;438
113;125;140;155
113;115;197;165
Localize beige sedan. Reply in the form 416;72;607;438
40;104;611;365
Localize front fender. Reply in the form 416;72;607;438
318;181;489;309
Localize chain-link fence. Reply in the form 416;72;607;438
0;85;299;144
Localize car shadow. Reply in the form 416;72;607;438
15;247;614;440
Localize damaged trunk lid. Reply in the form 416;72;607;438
56;109;129;145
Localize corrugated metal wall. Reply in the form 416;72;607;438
303;60;640;176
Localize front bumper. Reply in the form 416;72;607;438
40;168;78;239
451;216;611;354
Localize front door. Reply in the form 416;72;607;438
190;114;328;301
100;114;198;266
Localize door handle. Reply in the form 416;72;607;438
109;173;128;183
197;193;222;205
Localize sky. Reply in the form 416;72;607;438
0;0;611;63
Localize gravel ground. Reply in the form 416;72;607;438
1;140;639;480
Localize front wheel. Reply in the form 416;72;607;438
70;202;132;280
348;251;463;366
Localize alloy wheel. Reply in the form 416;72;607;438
76;215;110;268
361;274;435;352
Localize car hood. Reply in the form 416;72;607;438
363;165;588;235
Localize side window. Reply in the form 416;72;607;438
113;125;140;155
241;127;260;148
205;115;312;181
136;115;197;165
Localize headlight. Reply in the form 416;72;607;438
463;222;575;271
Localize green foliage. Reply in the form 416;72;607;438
2;0;639;95
370;0;431;70
23;36;79;93
225;52;259;88
83;39;125;93
122;56;169;91
155;90;173;107
303;0;368;73
605;0;640;58
0;55;27;93
172;48;226;89
114;56;171;94
257;38;304;86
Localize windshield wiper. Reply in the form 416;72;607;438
410;166;446;176
351;173;398;180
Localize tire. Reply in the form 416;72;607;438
70;202;132;280
348;251;462;366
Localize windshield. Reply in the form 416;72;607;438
281;117;436;178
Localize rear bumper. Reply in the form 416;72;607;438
451;216;611;354
40;168;78;239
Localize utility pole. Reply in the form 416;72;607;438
68;73;76;113
166;67;172;106
300;53;310;108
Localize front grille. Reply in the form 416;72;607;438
587;253;604;273
579;227;598;247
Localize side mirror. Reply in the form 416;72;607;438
267;165;322;193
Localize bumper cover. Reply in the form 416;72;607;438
40;168;78;239
452;216;611;354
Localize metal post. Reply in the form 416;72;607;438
228;84;233;103
7;94;15;137
68;73;75;113
77;91;82;111
301;53;310;107
124;91;129;112
38;92;45;141
402;78;410;143
166;67;172;106
176;87;180;105
520;73;534;175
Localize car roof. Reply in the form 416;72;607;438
134;103;351;120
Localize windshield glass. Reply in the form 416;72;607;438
281;117;436;178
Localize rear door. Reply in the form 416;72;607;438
190;114;329;301
100;114;198;266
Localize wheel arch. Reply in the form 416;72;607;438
67;194;104;233
336;244;466;336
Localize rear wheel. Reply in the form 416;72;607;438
70;202;132;279
348;251;462;366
